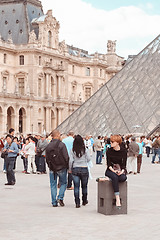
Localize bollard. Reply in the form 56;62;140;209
97;178;127;215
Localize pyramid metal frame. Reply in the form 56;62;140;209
57;35;160;137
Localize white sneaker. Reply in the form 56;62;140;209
3;170;6;173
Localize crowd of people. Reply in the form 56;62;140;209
0;127;160;209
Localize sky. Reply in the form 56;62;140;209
41;0;160;58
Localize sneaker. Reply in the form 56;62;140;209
52;204;58;207
67;186;74;190
3;170;6;173
57;199;65;207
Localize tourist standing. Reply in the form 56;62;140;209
3;134;19;185
94;136;102;164
127;137;139;174
62;131;74;190
145;137;152;157
69;135;91;208
46;130;69;207
105;135;127;209
151;136;160;164
37;134;48;174
136;138;143;173
25;136;36;174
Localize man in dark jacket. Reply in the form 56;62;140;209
46;130;69;207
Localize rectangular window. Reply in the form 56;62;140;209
18;78;24;95
4;54;7;64
86;67;90;76
100;69;102;78
19;55;24;65
39;56;41;66
72;65;75;74
38;78;41;96
85;87;91;100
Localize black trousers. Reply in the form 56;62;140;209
105;169;127;193
6;157;16;184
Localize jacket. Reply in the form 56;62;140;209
94;139;102;151
152;139;160;149
46;139;69;172
37;139;49;155
128;142;139;157
25;142;36;156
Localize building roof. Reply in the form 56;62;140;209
0;0;43;44
57;35;160;137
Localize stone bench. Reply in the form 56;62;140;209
97;177;127;215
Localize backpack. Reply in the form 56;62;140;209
47;140;63;172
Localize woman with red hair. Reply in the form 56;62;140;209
105;135;127;209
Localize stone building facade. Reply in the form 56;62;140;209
0;0;124;136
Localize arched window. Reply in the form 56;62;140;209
19;55;24;65
48;31;52;47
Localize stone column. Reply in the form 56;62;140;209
57;75;62;98
46;107;51;133
46;73;49;96
48;75;51;96
15;106;20;135
57;107;63;125
3;104;8;134
26;106;31;134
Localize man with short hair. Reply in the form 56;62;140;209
152;136;160;164
127;137;139;174
46;130;69;207
94;136;102;164
9;128;15;136
3;134;19;185
37;134;48;173
62;131;74;190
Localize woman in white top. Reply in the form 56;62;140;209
25;136;36;174
145;137;152;157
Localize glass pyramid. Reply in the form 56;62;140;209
58;35;160;137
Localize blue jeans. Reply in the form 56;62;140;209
72;167;89;205
152;148;160;163
96;151;102;164
105;169;127;193
39;156;46;173
6;157;16;184
49;169;67;206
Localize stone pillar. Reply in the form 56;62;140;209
46;107;51;133
57;75;62;98
3;105;7;134
26;106;31;134
57;107;63;125
15;106;20;135
48;75;51;96
46;73;49;96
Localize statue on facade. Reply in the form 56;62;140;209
107;40;116;53
29;30;37;43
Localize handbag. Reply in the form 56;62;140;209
1;151;8;159
112;163;121;171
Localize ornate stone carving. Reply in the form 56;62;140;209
29;30;37;43
107;40;116;53
59;40;67;54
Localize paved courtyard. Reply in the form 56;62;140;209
0;153;160;240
